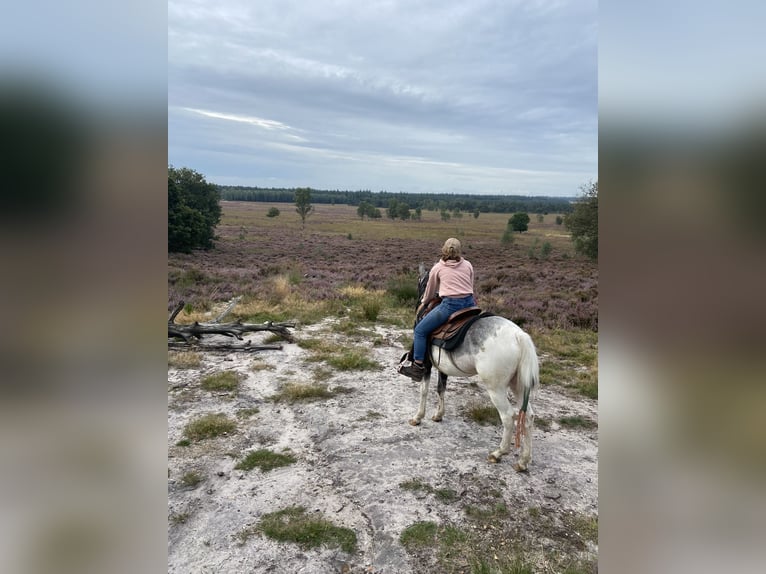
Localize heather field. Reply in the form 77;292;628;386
168;201;598;573
168;201;597;333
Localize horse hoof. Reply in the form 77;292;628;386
409;419;421;426
431;415;442;422
487;454;500;464
512;462;528;473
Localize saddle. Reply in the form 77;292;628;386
429;306;482;350
399;304;491;367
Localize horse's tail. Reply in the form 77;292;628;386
514;330;539;451
516;330;539;414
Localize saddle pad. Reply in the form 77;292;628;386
431;311;494;351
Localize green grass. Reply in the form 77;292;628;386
183;413;237;441
236;407;260;419
357;410;384;421
359;296;383;321
326;350;379;371
533;328;598;399
564;513;598;544
400;521;438;548
200;371;240;392
255;506;356;553
535;416;551;431
399;479;458;503
312;366;334;382
250;360;275;372
399;479;431;493
179;471;203;488
235;449;297;472
269;383;335;403
168;351;202;369
175;438;191;447
534;328;598;399
387;272;420;305
434;488;459;503
464;402;501;426
558;415;598;430
169;512;190;525
298;338;380;371
470;558;534;574
463;502;509;521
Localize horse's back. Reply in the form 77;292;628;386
431;315;529;379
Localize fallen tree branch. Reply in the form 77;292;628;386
168;341;284;353
168;299;295;348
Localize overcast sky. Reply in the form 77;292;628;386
168;0;597;196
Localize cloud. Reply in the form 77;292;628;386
169;0;598;195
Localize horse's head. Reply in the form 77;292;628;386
416;262;430;307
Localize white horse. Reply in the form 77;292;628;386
408;264;540;471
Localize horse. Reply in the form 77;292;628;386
408;263;540;471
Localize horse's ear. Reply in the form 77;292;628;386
418;262;426;277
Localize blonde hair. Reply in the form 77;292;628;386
441;237;462;261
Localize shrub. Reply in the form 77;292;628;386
200;371;240;392
508;212;530;232
180;471;204;488
266;207;280;218
235;449;296;472
400;521;437;548
565;181;598;259
387;272;419;304
183;413;237;441
257;506;357;553
168;166;221;252
360;296;382;321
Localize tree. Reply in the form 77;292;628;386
357;201;372;219
386;199;399;220
509;212;530;232
294;188;314;227
565;181;598;260
168;167;221;252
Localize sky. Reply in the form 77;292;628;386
168;0;597;196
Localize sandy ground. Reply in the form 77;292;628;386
168;318;598;573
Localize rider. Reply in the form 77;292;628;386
399;237;477;382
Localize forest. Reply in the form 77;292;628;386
218;186;575;214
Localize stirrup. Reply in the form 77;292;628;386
398;362;425;382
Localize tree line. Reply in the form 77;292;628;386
170;167;597;260
218;186;575;215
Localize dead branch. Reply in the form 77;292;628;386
168;300;295;349
168;341;284;353
212;296;242;324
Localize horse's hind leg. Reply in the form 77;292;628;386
515;405;534;472
409;368;431;426
485;385;515;464
431;372;447;422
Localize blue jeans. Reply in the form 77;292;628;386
413;295;476;362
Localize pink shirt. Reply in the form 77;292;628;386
422;258;475;302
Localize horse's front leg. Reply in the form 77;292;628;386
409;367;431;426
431;372;447;422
